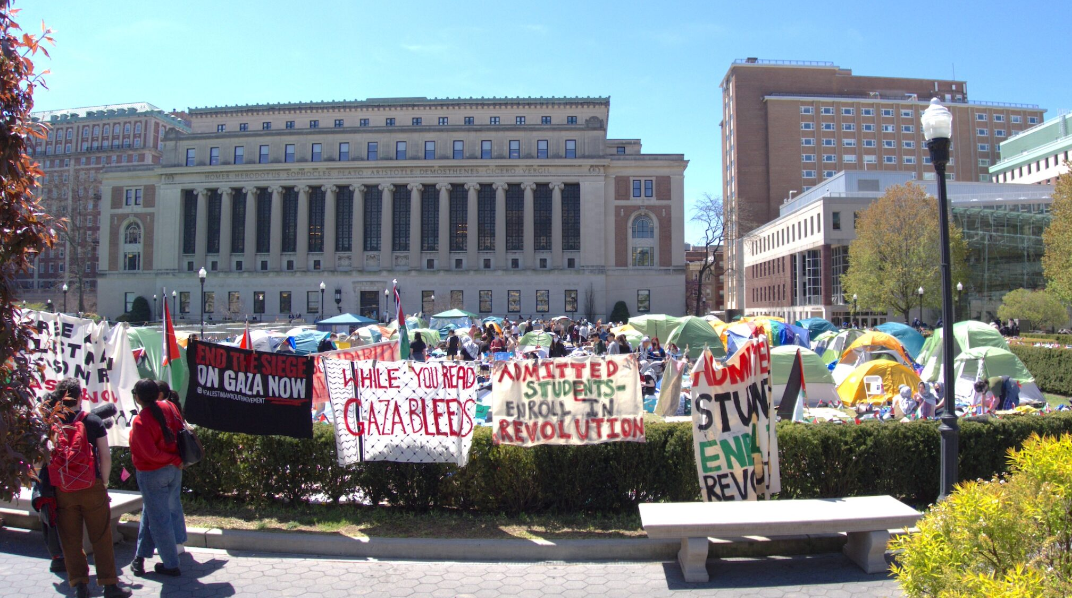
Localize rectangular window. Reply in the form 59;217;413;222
262;122;271;130
536;290;549;313
901;125;914;133
284;144;295;163
424;140;435;160
334;119;344;128
904;156;916;164
977;128;988;136
564;290;578;313
395;141;407;160
481;140;491;159
308;187;325;252
995;129;1006;137
832;211;841;230
508;290;520;312
822;123;835;131
533;184;552;251
901;110;912;118
449;185;467;251
393;185;409;252
883;140;895;148
367;142;378;161
489;116;500;125
541;116;551;124
281;187;298;252
802;154;815;162
537;139;548;158
422;291;434;314
506;184;524;251
616;146;626;154
183;190;197;253
256;189;272;253
884;156;896;164
360;118;369;127
309;120;319;129
823;170;836;178
842;107;854;116
185;148;195;166
978;144;989;152
438;117;448;125
823;154;836;162
363;186;381;251
802;170;816;178
881;109;893;117
307;291;319;314
234;146;244;164
801;122;814;130
204;292;215;314
279;291;291;314
632;180;642;197
800;106;813;115
844;155;857;163
217;124;225;133
993;114;1005;122
567;116;577;125
822;139;835;147
453;140;464;159
565;139;576;158
644;179;653;197
864;155;877;163
179;292;191;314
562;183;580;251
843;139;856;147
978;158;990;167
637;290;651;313
335;186;353;252
509;140;520;159
464;116;474;125
821;107;833;115
125;189;134;206
339;142;350;161
228;291;241;315
1012;115;1022;124
251;291;265;314
863;123;875;132
421;186;438;251
903;140;915;149
802;138;815;146
976;113;987;121
450;290;463;310
478;185;495;251
515;116;525;125
259;145;269;163
842;123;855;131
479;290;492;313
311;143;322;162
386;118;395;126
285;121;295;129
239;123;248;132
412;117;422;126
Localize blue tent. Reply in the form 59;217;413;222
874;322;926;361
287;329;331;355
316;313;377;333
778;323;811;349
795;317;839;338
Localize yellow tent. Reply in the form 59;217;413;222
839;331;914;366
836;361;922;406
610;323;639;335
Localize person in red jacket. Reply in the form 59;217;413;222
128;379;188;577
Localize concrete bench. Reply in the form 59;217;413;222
639;495;921;582
1;487;143;554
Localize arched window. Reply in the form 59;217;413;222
124;222;141;244
134;122;142;134
632;216;655;239
630;214;656;267
123;221;142;271
123;123;131;134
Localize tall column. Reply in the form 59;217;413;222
324;185;337;270
493;182;507;269
352;184;365;270
296;185;310;271
437;183;451;269
243;187;257;270
465;182;479;269
380;184;394;269
408;183;423;270
269;186;283;270
218;188;233;271
194;188;209;269
522;182;535;269
551;182;564;269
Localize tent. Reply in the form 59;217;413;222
819;329;866;364
666;316;726;358
874;322;926;361
811;330;839;354
703;314;725;324
724;322;761;356
770;346;839;406
287;329;331;354
429;309;479;330
126;327;190;403
918;320;1010;382
952;346;1045;403
518;331;554;351
628;314;684;343
316;313;378;333
395;327;441;345
795;317;839;338
839;331;914;367
385;316;425;331
482;316;504;325
836;361;922;406
776;322;811;349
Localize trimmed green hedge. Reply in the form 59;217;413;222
108;414;1072;513
1017;333;1072;343
1010;345;1072;396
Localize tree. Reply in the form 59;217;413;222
1042;163;1072;304
0;2;57;501
689;194;725;316
583;282;596;323
52;189;98;313
842;182;970;324
128;295;151;324
609;301;630;324
997;288;1069;332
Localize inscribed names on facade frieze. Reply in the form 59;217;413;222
163;164;604;185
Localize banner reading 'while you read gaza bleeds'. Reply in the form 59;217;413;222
323;360;478;466
491;353;644;446
691;339;780;501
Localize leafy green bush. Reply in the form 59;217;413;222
1009;345;1072;396
892;433;1072;597
107;414;1072;513
609;301;630;324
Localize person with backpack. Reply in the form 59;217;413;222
128;379;188;577
46;377;132;598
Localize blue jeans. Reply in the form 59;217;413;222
135;465;187;569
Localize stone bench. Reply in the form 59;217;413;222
639;495;922;582
0;487;143;554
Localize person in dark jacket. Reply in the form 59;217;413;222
410;332;427;362
446;330;460;360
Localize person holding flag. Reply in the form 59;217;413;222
393;279;410;360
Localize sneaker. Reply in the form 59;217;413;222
73;583;89;598
50;558;66;573
130;557;145;576
154;563;181;577
103;584;133;598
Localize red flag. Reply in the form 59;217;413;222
239;319;253;350
162;296;181;368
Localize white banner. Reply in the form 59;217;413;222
23;312;140;447
490;354;644;446
323;360;477;466
690;340;780;501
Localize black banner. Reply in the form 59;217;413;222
185;340;314;439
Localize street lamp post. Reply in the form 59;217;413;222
918;286;925;327
62;283;68;314
923;97;959;500
334;289;342;313
384;288;390;323
152;294;157;322
956;282;963;320
852;294;858;328
319;282;326;322
46;299;53;313
172;290;177;319
198;267;207;336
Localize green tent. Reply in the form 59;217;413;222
770;346;836;386
518;331;554;350
394;328;441;345
953;346;1033;383
819;329;866;364
628;314;684;343
795;317;839;338
126;327;190;404
666;316;726;359
919;321;1010;382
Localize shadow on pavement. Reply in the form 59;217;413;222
660;553;898;590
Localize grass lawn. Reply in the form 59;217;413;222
120;498;645;540
1045;393;1070;408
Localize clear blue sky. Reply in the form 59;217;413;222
19;0;1070;243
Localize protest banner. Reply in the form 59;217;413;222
690;339;780;501
185;340;314;438
490;354;644;446
323;360;477;466
23;311;139;446
312;339;399;406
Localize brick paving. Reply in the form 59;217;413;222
0;527;902;597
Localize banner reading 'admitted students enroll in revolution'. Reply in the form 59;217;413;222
323;360;478;466
490;354;644;446
690;340;780;501
185;340;314;439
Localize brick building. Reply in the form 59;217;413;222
685;245;724;315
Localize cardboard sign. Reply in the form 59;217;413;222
312;340;399;406
185;340;314;439
23;312;139;447
690;340;780;501
323;360;477;466
490;354;644;446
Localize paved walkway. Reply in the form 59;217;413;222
0;527;901;597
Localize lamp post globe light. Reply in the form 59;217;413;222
319;281;326;322
918;286;925;326
46;299;53;313
923;97;959;500
62;283;68;314
198;266;207;336
152;294;157;322
852;293;858;327
172;290;177;319
956;281;964;318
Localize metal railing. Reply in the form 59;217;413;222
969;100;1041;109
734;58;836;67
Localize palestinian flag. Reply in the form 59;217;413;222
394;281;410;359
161;292;183;389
